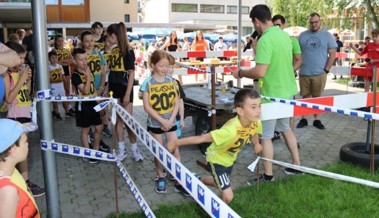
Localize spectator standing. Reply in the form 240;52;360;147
106;22;144;162
92;22;105;51
214;36;228;51
191;30;209;82
296;12;337;130
350;29;379;92
232;4;302;183
0;119;40;218
333;34;344;80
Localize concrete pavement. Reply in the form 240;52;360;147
28;74;379;217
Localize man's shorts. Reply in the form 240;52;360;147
50;82;65;97
208;162;233;191
261;118;291;140
299;73;327;97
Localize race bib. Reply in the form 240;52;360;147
148;82;177;115
87;54;101;77
108;47;125;72
50;67;63;83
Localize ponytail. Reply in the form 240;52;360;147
107;22;130;57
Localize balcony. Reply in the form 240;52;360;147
0;0;32;23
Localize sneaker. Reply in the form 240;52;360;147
246;174;274;186
155;177;166;193
272;131;280;141
174;182;191;197
65;110;75;117
52;111;62;120
27;181;45;197
89;158;100;164
116;149;127;161
103;125;112;138
313;120;325;129
99;140;110;153
283;167;304;175
132;148;144;162
167;174;176;181
296;118;308;128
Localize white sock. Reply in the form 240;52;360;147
118;142;126;152
131;143;137;152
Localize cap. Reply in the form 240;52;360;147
0;119;37;153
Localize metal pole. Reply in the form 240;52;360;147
211;66;217;130
237;0;242;88
31;0;60;217
370;67;377;174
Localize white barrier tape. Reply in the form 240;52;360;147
248;157;379;189
34;95;112;102
93;100;111;112
36;89;51;99
113;103;241;218
262;95;379;121
116;161;156;218
40;140;116;162
168;50;253;59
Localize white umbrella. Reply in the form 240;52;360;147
284;26;307;37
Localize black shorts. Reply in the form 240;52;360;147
208;162;233;190
75;101;102;128
8;117;31;124
108;83;134;103
147;125;177;134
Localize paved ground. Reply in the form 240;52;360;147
28;74;379;217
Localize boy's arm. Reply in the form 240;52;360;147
250;134;262;154
167;133;213;153
76;70;91;95
4;69;31;104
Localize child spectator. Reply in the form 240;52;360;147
0;119;40;218
53;34;75;117
139;50;189;196
3;41;45;197
48;50;71;120
80;30;111;152
91;21;105;51
167;88;263;204
71;48;103;164
106;22;143;162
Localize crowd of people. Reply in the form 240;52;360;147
2;3;379;216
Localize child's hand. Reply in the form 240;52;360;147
180;120;185;129
254;143;263;154
161;119;173;131
167;140;177;153
20;66;32;83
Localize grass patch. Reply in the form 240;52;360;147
107;162;379;218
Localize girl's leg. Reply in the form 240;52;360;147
81;127;91;148
150;132;164;177
93;124;103;150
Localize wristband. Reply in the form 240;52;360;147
324;68;329;74
238;69;243;78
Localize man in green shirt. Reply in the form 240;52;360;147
232;4;302;184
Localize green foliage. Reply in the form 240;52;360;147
108;162;379;218
270;0;379;29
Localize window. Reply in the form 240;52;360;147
62;0;84;5
171;3;197;13
200;4;224;13
227;6;249;14
46;0;58;4
124;0;129;3
124;14;130;22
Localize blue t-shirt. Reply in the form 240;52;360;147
0;76;4;105
299;29;337;76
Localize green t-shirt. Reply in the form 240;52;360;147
206;116;262;167
291;36;301;55
256;26;298;102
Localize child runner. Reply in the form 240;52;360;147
80;30;110;152
140;50;189;196
71;48;103;164
3;41;45;197
167;88;263;204
0;119;40;218
48;50;70;120
53;34;75;117
106;22;143;162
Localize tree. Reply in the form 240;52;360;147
270;0;379;30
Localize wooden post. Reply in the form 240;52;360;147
370;67;377;174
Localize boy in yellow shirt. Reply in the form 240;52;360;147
167;88;263;204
